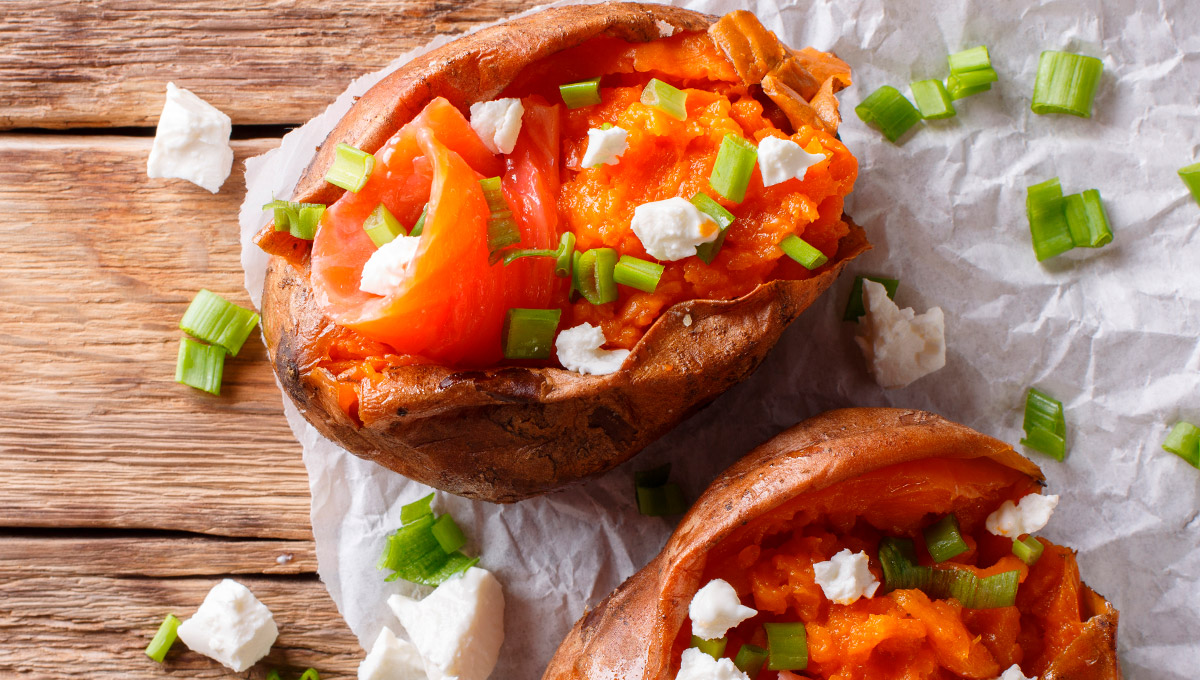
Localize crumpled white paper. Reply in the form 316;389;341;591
239;1;1200;678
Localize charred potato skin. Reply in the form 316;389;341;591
260;3;867;502
542;408;1122;680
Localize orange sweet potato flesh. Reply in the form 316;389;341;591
542;409;1121;680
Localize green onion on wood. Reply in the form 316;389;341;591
179;290;260;356
145;614;181;663
175;338;225;395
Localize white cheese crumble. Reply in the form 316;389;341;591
360;236;422;296
757;136;823;187
986;494;1060;538
630;197;720;261
358;627;428;680
176;579;278;672
581;126;629;168
555;323;630;375
469;98;524;155
812;548;881;605
994;664;1036;680
387;567;504;680
683;313;693;327
675;647;750;680
688;579;757;640
146;82;233;194
854;279;946;389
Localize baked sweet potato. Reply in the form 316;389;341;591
258;3;867;502
543;408;1121;680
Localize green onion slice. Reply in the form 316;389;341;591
1012;536;1045;565
175;338;225;395
265;671;282;680
779;234;828;270
948;45;993;74
431;514;467;554
640;78;688;120
1163;421;1200;467
1179;163;1200;205
855;85;921;143
555;232;576;279
613;255;665;293
179;289;260;356
400;492;435;525
911;79;956;119
879;537;1020;608
1063;189;1113;248
1020;387;1067;460
636;483;687;516
410;204;429;237
690;635;728;660
363;203;406;248
709;134;758;203
263;198;326;240
764;622;808;671
560;78;602;109
324;142;375;193
1032;50;1103;118
576;248;619;305
843;275;899;322
734;643;769;678
299;670;320;680
923;514;969;563
1026;177;1075;262
633;463;672;488
570;250;583;300
502;308;561;360
691;193;735;264
946;74;993;101
378;513;478;586
480;177;521;261
501;247;558;266
145;613;181;663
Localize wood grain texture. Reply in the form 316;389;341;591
0;0;544;129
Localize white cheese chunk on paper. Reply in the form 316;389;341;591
358;627;429;680
176;579;278;673
146;82;233;194
387;567;504;680
581;126;629;168
986;494;1060;538
360;236;422;297
674;647;750;680
994;664;1037;680
688;579;756;640
812;548;881;605
469;98;524;155
757;136;823;187
854;279;946;389
555;323;630;375
630;196;720;261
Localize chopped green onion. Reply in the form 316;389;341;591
501;247;558;265
879;537;1019;608
640;78;688;120
855;86;921;143
1031;50;1103;118
265;671;282;680
1063;189;1113;248
709;134;758;203
502;308;561;360
1179;163;1200;204
691;193;735;264
764;622;808;671
734;643;769;678
633;463;672;488
410;204;428;237
843;275;899;322
400;492;435;525
878;537;926;590
1020;387;1067;461
299;670;320;680
576;248;618;305
145;613;181;663
1026;177;1074;262
613;255;665;293
175;338;225;395
431;514;467;554
1162;421;1200;467
559;78;602;109
690;635;728;660
635;483;687;516
910;79;956;119
378;513;478;586
480;177;521;260
570;250;583;300
324;143;375;193
179;289;260;356
779;235;828;270
1012;536;1045;565
946;68;997;100
263;199;325;240
923;514;969;563
363;203;406;248
555;232;576;279
948;46;993;74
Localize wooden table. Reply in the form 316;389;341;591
0;2;540;677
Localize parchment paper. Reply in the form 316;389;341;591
238;1;1200;677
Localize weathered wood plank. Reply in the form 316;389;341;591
0;536;317;577
0;135;318;539
0;0;544;129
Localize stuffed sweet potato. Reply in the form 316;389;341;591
544;408;1121;680
257;3;867;501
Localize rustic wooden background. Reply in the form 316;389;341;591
0;2;540;677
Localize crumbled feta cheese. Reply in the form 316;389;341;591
146;82;233;193
358;627;428;680
993;664;1036;680
675;647;750;680
655;19;678;37
581;126;629;168
360;236;422;296
757;136;823;187
812;549;881;605
688;579;757;640
387;567;504;680
683;313;693;327
854;280;946;389
986;494;1059;538
630;197;720;261
554;323;630;375
176;579;278;672
469;98;524;155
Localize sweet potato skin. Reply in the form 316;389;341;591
541;408;1121;680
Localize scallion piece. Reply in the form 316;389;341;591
1179;163;1200;204
843;275;899;322
635;483;687;516
709;134;758;203
779;235;828;270
1020;387;1067;460
764;622;808;671
923;514;969;563
948;46;993;74
946;68;997;100
1162;421;1200;467
501;247;559;266
180;289;260;356
145;613;181;663
734;643;769;678
691;193;735;264
480;177;521;260
633;463;672;488
1012;536;1045;565
640;78;687;121
324;142;375;193
560;78;602;109
400;492;435;525
879;537;1019;608
363;203;406;248
410;204;428;237
175;338;225;395
263;198;326;240
431;514;467;554
613;255;665;293
576;248;619;305
555;232;576;279
855;85;921;143
502;308;561;360
570;250;583;300
910;79;956;119
1063;189;1113;248
299;670;320;680
1026;177;1074;262
690;635;728;660
1031;50;1103;118
265;670;282;680
378;513;478;586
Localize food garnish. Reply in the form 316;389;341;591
946;45;999;100
1025;177;1113;260
634;463;687;516
1162;421;1200;467
855;85;921;142
144;613;181;663
378;493;478;586
1178;162;1200;204
1020;387;1067;460
1031;50;1103;118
